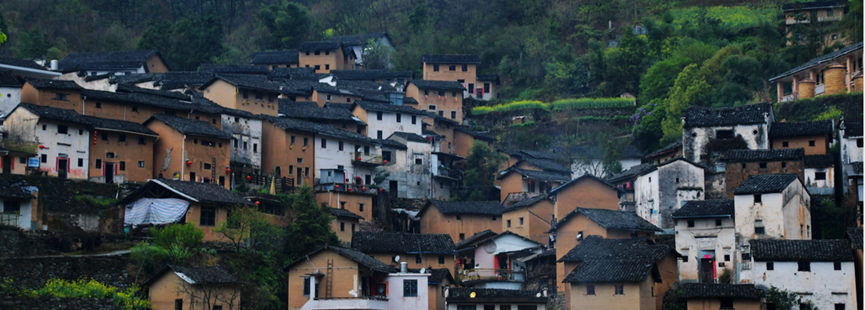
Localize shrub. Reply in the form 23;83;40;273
27;278;149;310
151;222;204;249
552;97;634;110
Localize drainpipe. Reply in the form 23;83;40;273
181;135;186;181
82;95;86;115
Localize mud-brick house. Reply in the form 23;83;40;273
770;42;863;102
682;103;774;164
298;41;356;74
418;200;503;243
550;174;621;222
0;178;36;230
144;264;239;310
329;70;414;85
497;169;569;204
83;115;159;184
20;78;83;112
723;149;806;198
144;114;232;188
405;80;466;123
453;126;495;158
559;236;678;310
250;50;300;69
56;50;169;77
445;287;548;310
679;283;764;310
2;103;91;179
120;179;254;241
671;200;736;283
329;207;364;243
746;239;856;310
770;120;834;155
351;231;456;272
421;55;478;97
260;117;318;187
199;74;282;117
0;57;60;116
633;157;706;230
502;195;554;245
78;87;224;125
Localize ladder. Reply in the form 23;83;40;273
326;259;334;298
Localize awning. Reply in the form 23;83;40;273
124;198;190;226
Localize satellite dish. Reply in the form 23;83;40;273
420;268;426;274
536;292;542;298
394;255;400;262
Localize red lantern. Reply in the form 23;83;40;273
356;176;361;179
348;188;352;192
357;157;362;161
226;168;231;174
39;145;45;149
335;184;340;189
255;201;260;205
362;187;366;191
380;188;384;192
383;160;388;164
246;176;251;181
186;160;192;166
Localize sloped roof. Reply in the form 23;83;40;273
672;200;734;218
424;200;503;216
351;232;455;254
0;71;22;88
732;174;800;194
354;101;428;115
804;154;835;168
13;102;89;125
115;83;189;100
504;195;551;213
283;245;396;273
454;126;496;142
266;116;377;145
551;174;618;195
680;283;763;299
684;103;772;128
330;208;364;220
646;141;682;158
560;236;672;283
81;115;158;136
498;168;571;182
770;42;862;82
279;101;359;122
0;178;34;200
749;239;854;261
250;50;299;65
390;131;431;144
330;70;412;81
410;80;466;91
377;139;407;150
563;260;658;283
782;0;846;11
723;148;805;162
201;74;283;93
199;64;269;75
152;71;214;89
519;158;570;173
770;120;834;138
0;57;47;70
453;230;498;249
554;208;661;233
81;89;223;114
608;163;656;183
146;114;231;139
407;268;455;285
844;122;863;138
25;77;82;90
167;265;237;284
57;50;161;72
446;288;547;302
299;41;341;52
325;32;389;46
422;55;481;64
477;74;500;83
847;228;863;250
268;67;319;81
120;179;251;205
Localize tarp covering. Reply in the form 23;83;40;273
124;198;190;226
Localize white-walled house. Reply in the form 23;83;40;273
431;152;463;200
840;120;863;200
221;109;263;174
2;103;90;179
378;132;433;199
747;239;856;310
313;124;381;187
633;157;705;230
0;178;36;230
682;103;774;163
672;200;736;283
570;144;643;179
352;101;426;140
454;231;545;290
0;71;23;118
804;154;835;189
325;32;394;69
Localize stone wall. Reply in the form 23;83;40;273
0;256;132;290
0;292;120;310
0;227;54;257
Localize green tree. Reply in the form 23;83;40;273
638;56;693;105
816;199;848;239
258;1;310;50
283;186;338;261
15;29;51;58
137;19;173;55
363;38;393;70
456;141;506;201
840;0;863;44
765;286;817;310
168;14;225;71
151;222;205;249
661;63;711;144
214;206;268;253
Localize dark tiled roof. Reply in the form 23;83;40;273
81;115;157;135
847;228;863;250
560;236;671;283
608;163;656;183
116;83;190;100
563;260;657;283
201;74;282;93
422;55;480;64
266;116;377;145
646;141;682;158
0;178;34;200
351;232;455;254
499;168;570;182
749;239;854;261
272;67;320;81
518;150;558;160
724;148;805;162
111;73;158;85
0;71;22;87
770;42;862;82
805;154;835;168
476;74;500;83
283;245;396;273
390;132;431;144
519;158;570;173
199;64;269;75
410;80;466;91
453;230;498;249
732;174;800;194
680;284;763;299
554;208;661;233
331;70;413;81
147;114;231;139
325;32;389;45
844;122;863;138
167;265;237;284
153;71;214;88
377;139;407;150
355;101;427;115
120;179;251;205
684;103;773;128
330;207;364;220
407;268;454;285
454;126;496;142
81;89;223;114
250;50;299;65
427;200;503;216
446;288;547;302
299;41;341;52
279;100;319;109
551;175;619;195
57;50;160;72
504;195;551;212
770;120;833;138
672;200;734;218
0;57;46;70
25;77;82;90
782;0;846;11
15;103;89;125
279;101;359;122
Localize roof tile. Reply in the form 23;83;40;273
351;232;455;254
732;174;800;194
750;239;854;261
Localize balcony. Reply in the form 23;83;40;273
459;268;526;285
302;297;388;310
352;152;384;166
315;182;381;195
433;166;462;180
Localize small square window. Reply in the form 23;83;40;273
403;279;418;297
415;158;423;165
118;134;126;142
809;140;816;147
782;141;789;147
57;125;68;134
716;219;723;226
815;172;826;180
433;65;439;71
767;262;774;270
519;217;524;225
138;161;145;168
439;255;445;264
683;255;689;263
687;220;695;227
40;154;47;163
429;105;436;111
724;254;730;261
614;285;624;295
742;253;751;261
449;65;456;71
834;262;842;270
102;132;108;141
759;162;767;168
586;285;595;295
77;158;84;167
459;233;465;240
451;111;457;119
835;304;846;310
204;163;212;170
338;141;344;151
139;137;146;145
506;220;511;227
462;64;468;72
741;163;747;169
782;161;787;168
396;113;401;123
798;261;811;271
755;226;766;234
95;102;102;108
377;112;383;120
754;194;762;203
720;298;734;309
321;138;327;149
297;158;303;164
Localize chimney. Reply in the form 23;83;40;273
824;64;847;95
400;262;407;273
50;60;58;71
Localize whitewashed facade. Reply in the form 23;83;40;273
365;110;424;140
378;134;432;199
222;112;263;172
672;200;736;283
633;158;705;230
314;134;378;185
0;86;22;117
3;106;90;179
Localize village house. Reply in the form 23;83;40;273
144;114;232;188
352;101;426;140
445;287;549;310
325;32;393;69
502;195;554;245
20;77;84;113
76;87;224;125
549;207;661;302
770;41;862;102
298;41;356;74
120;179;254;241
219;108;263;176
2;103;92;179
453;126;495;158
570;144;644;179
682;103;774;164
633;157;706;230
250;50;300;69
405;80;467;123
307;121;382;189
672;200;736;283
310;83;364;106
329;207;364;242
559;236;678;310
782;0;848;47
840;121;863;202
0;71;23;118
56;49;169;77
144;264;240;310
423;113;460;154
329;70;413;86
608;163;657;211
84;115;159;184
284;245;433;310
454;230;545;290
746;239;857;310
550;174;621;221
378;131;435;199
770;120;834;155
679;283;764;310
421;55;479;96
430;150;463;200
723;149;805;198
733;173;811;243
417;200;503;242
409;268;455;310
0;177;36;230
0;56;60;116
278;99;367;134
646;141;683;165
847;227;863;310
352;232;456;272
260;117;319;187
475;74;500;101
199;74;282;116
498;155;571;203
